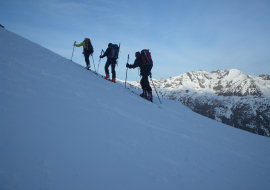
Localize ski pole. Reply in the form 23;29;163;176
117;43;121;67
150;74;162;104
125;54;129;89
118;43;121;58
91;54;96;72
97;49;104;73
71;41;76;61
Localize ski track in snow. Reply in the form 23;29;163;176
1;28;270;190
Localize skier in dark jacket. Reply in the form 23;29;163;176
100;43;117;82
126;51;153;101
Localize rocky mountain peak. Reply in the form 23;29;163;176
259;74;270;81
122;69;270;137
154;69;267;97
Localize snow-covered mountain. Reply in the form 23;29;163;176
124;69;270;137
1;28;270;190
259;74;270;81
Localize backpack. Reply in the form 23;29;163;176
84;38;94;54
141;49;153;66
110;44;120;59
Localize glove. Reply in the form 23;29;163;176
99;55;102;58
149;72;152;78
126;63;130;68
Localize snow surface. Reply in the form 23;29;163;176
1;28;270;190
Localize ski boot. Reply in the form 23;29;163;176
111;78;116;82
147;91;153;102
140;90;147;98
105;74;110;79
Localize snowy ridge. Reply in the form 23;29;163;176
124;69;270;137
151;69;270;97
259;74;270;81
1;28;270;189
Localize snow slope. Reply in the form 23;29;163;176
1;28;270;190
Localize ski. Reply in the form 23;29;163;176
131;90;152;102
85;67;99;75
102;76;116;83
80;64;113;80
127;87;162;109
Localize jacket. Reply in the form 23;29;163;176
74;41;86;49
75;40;93;55
101;47;116;64
128;56;152;76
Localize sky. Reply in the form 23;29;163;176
1;0;270;81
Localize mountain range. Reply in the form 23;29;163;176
123;69;270;137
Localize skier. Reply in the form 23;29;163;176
74;38;94;69
126;51;153;101
99;43;117;82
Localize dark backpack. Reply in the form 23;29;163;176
141;49;153;67
84;38;94;54
110;44;120;59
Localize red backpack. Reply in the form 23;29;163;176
84;38;94;54
141;49;153;66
